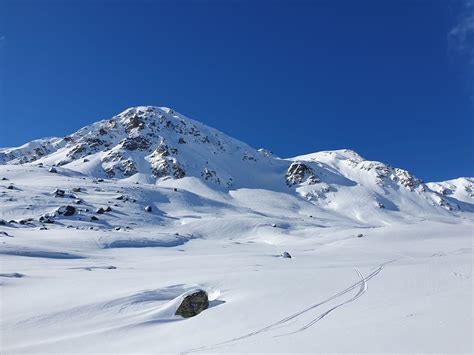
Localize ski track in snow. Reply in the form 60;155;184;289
183;261;393;354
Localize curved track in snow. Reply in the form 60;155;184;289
184;261;394;354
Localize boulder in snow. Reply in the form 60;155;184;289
175;290;209;318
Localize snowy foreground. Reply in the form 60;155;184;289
0;107;473;353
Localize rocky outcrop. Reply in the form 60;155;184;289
393;168;423;190
286;162;320;186
149;156;185;179
175;290;209;318
121;136;151;151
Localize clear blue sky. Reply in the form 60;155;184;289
1;0;472;181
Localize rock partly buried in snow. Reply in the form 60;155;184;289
53;188;65;197
281;251;292;258
39;213;55;224
175;290;209;318
144;205;152;212
56;205;76;217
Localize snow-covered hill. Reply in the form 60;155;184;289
0;106;472;354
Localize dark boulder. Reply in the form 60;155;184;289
19;218;34;225
144;205;152;212
53;189;65;197
48;167;58;173
281;251;292;258
57;205;76;216
175;290;209;318
39;214;55;224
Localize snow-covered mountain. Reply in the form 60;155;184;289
0;106;472;223
1;106;472;354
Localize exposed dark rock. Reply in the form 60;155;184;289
172;163;186;179
357;234;364;238
104;206;112;212
19;218;34;225
90;216;99;221
96;208;105;214
281;251;292;258
49;167;58;173
53;189;66;197
124;114;145;132
122;136;151;151
57;205;76;216
155;142;170;157
72;187;82;192
286;162;320;186
201;168;219;183
394;169;422;190
242;153;257;161
39;213;55;224
1;177;8;181
178;137;186;144
7;185;14;190
175;290;209;318
144;205;152;212
0;272;24;278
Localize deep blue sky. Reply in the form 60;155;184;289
1;0;472;181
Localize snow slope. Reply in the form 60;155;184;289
0;106;473;354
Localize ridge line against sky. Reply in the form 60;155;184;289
0;0;473;181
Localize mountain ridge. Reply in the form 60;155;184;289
1;106;473;221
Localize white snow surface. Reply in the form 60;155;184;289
0;106;473;354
